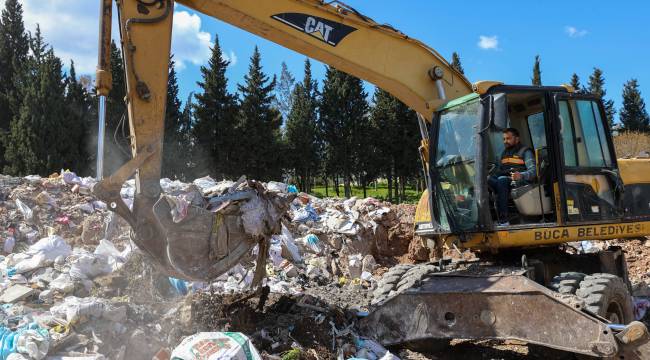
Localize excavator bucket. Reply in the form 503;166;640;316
93;172;293;281
151;183;293;281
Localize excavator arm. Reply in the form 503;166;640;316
93;0;472;280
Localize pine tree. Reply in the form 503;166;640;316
285;59;319;192
274;62;295;122
532;55;542;86
4;28;73;175
370;88;419;203
162;57;185;179
588;68;616;128
451;52;464;75
620;79;650;132
64;61;92;174
0;0;30;166
569;73;584;93
236;46;282;181
192;35;239;179
320;67;369;197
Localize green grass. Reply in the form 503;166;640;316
310;184;421;203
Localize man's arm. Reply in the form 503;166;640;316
521;149;537;182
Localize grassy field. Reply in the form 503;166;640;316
310;184;422;203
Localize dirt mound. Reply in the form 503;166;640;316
192;290;356;358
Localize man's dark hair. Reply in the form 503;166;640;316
503;127;520;137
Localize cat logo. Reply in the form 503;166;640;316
271;13;357;47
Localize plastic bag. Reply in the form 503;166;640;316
94;240;127;271
171;332;262;360
16;329;49;360
69;254;112;280
50;297;105;324
49;274;75;294
277;225;301;263
169;277;189;296
302;234;321;254
28;236;71;260
3;237;15;254
14;199;33;221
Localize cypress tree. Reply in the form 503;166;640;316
274;62;295;122
236;46;282;181
451;52;464;75
620;79;649;132
64;61;92;174
532;55;542;86
192;35;239;179
588;68;616;128
4;28;70;175
370;88;419;203
570;73;584;93
285;59;319;192
320;67;369;198
162;57;185;179
0;0;29;166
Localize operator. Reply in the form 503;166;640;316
488;127;536;225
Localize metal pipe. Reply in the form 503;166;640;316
97;96;107;180
435;79;447;100
607;324;626;332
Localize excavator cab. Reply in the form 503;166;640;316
415;85;649;250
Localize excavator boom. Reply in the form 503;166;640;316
93;0;472;281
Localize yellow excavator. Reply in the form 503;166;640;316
94;0;650;357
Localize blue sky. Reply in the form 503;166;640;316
5;1;648;121
174;1;649;120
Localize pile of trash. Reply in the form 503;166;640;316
0;173;416;359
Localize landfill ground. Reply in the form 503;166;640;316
1;173;650;359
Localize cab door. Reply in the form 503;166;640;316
553;93;623;223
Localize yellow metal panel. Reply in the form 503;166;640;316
414;190;431;224
472;80;503;95
618;158;650;185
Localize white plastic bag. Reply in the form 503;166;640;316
50;296;105;323
49;273;75;293
277;225;301;263
28;236;71;260
15;199;33;221
69;254;112;280
16;329;49;360
3;236;15;254
171;332;262;360
94;239;126;271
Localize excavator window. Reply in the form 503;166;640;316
434;98;480;231
557;98;618;222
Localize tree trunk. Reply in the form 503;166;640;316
394;174;400;204
362;175;367;198
344;173;351;198
387;173;393;202
334;176;340;197
400;176;406;203
324;176;329;197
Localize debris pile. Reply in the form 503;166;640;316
0;173;413;359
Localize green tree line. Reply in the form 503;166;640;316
0;1;647;203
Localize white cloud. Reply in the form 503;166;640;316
0;0;99;73
222;50;237;66
0;1;218;74
171;11;213;71
478;35;499;50
565;26;588;38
